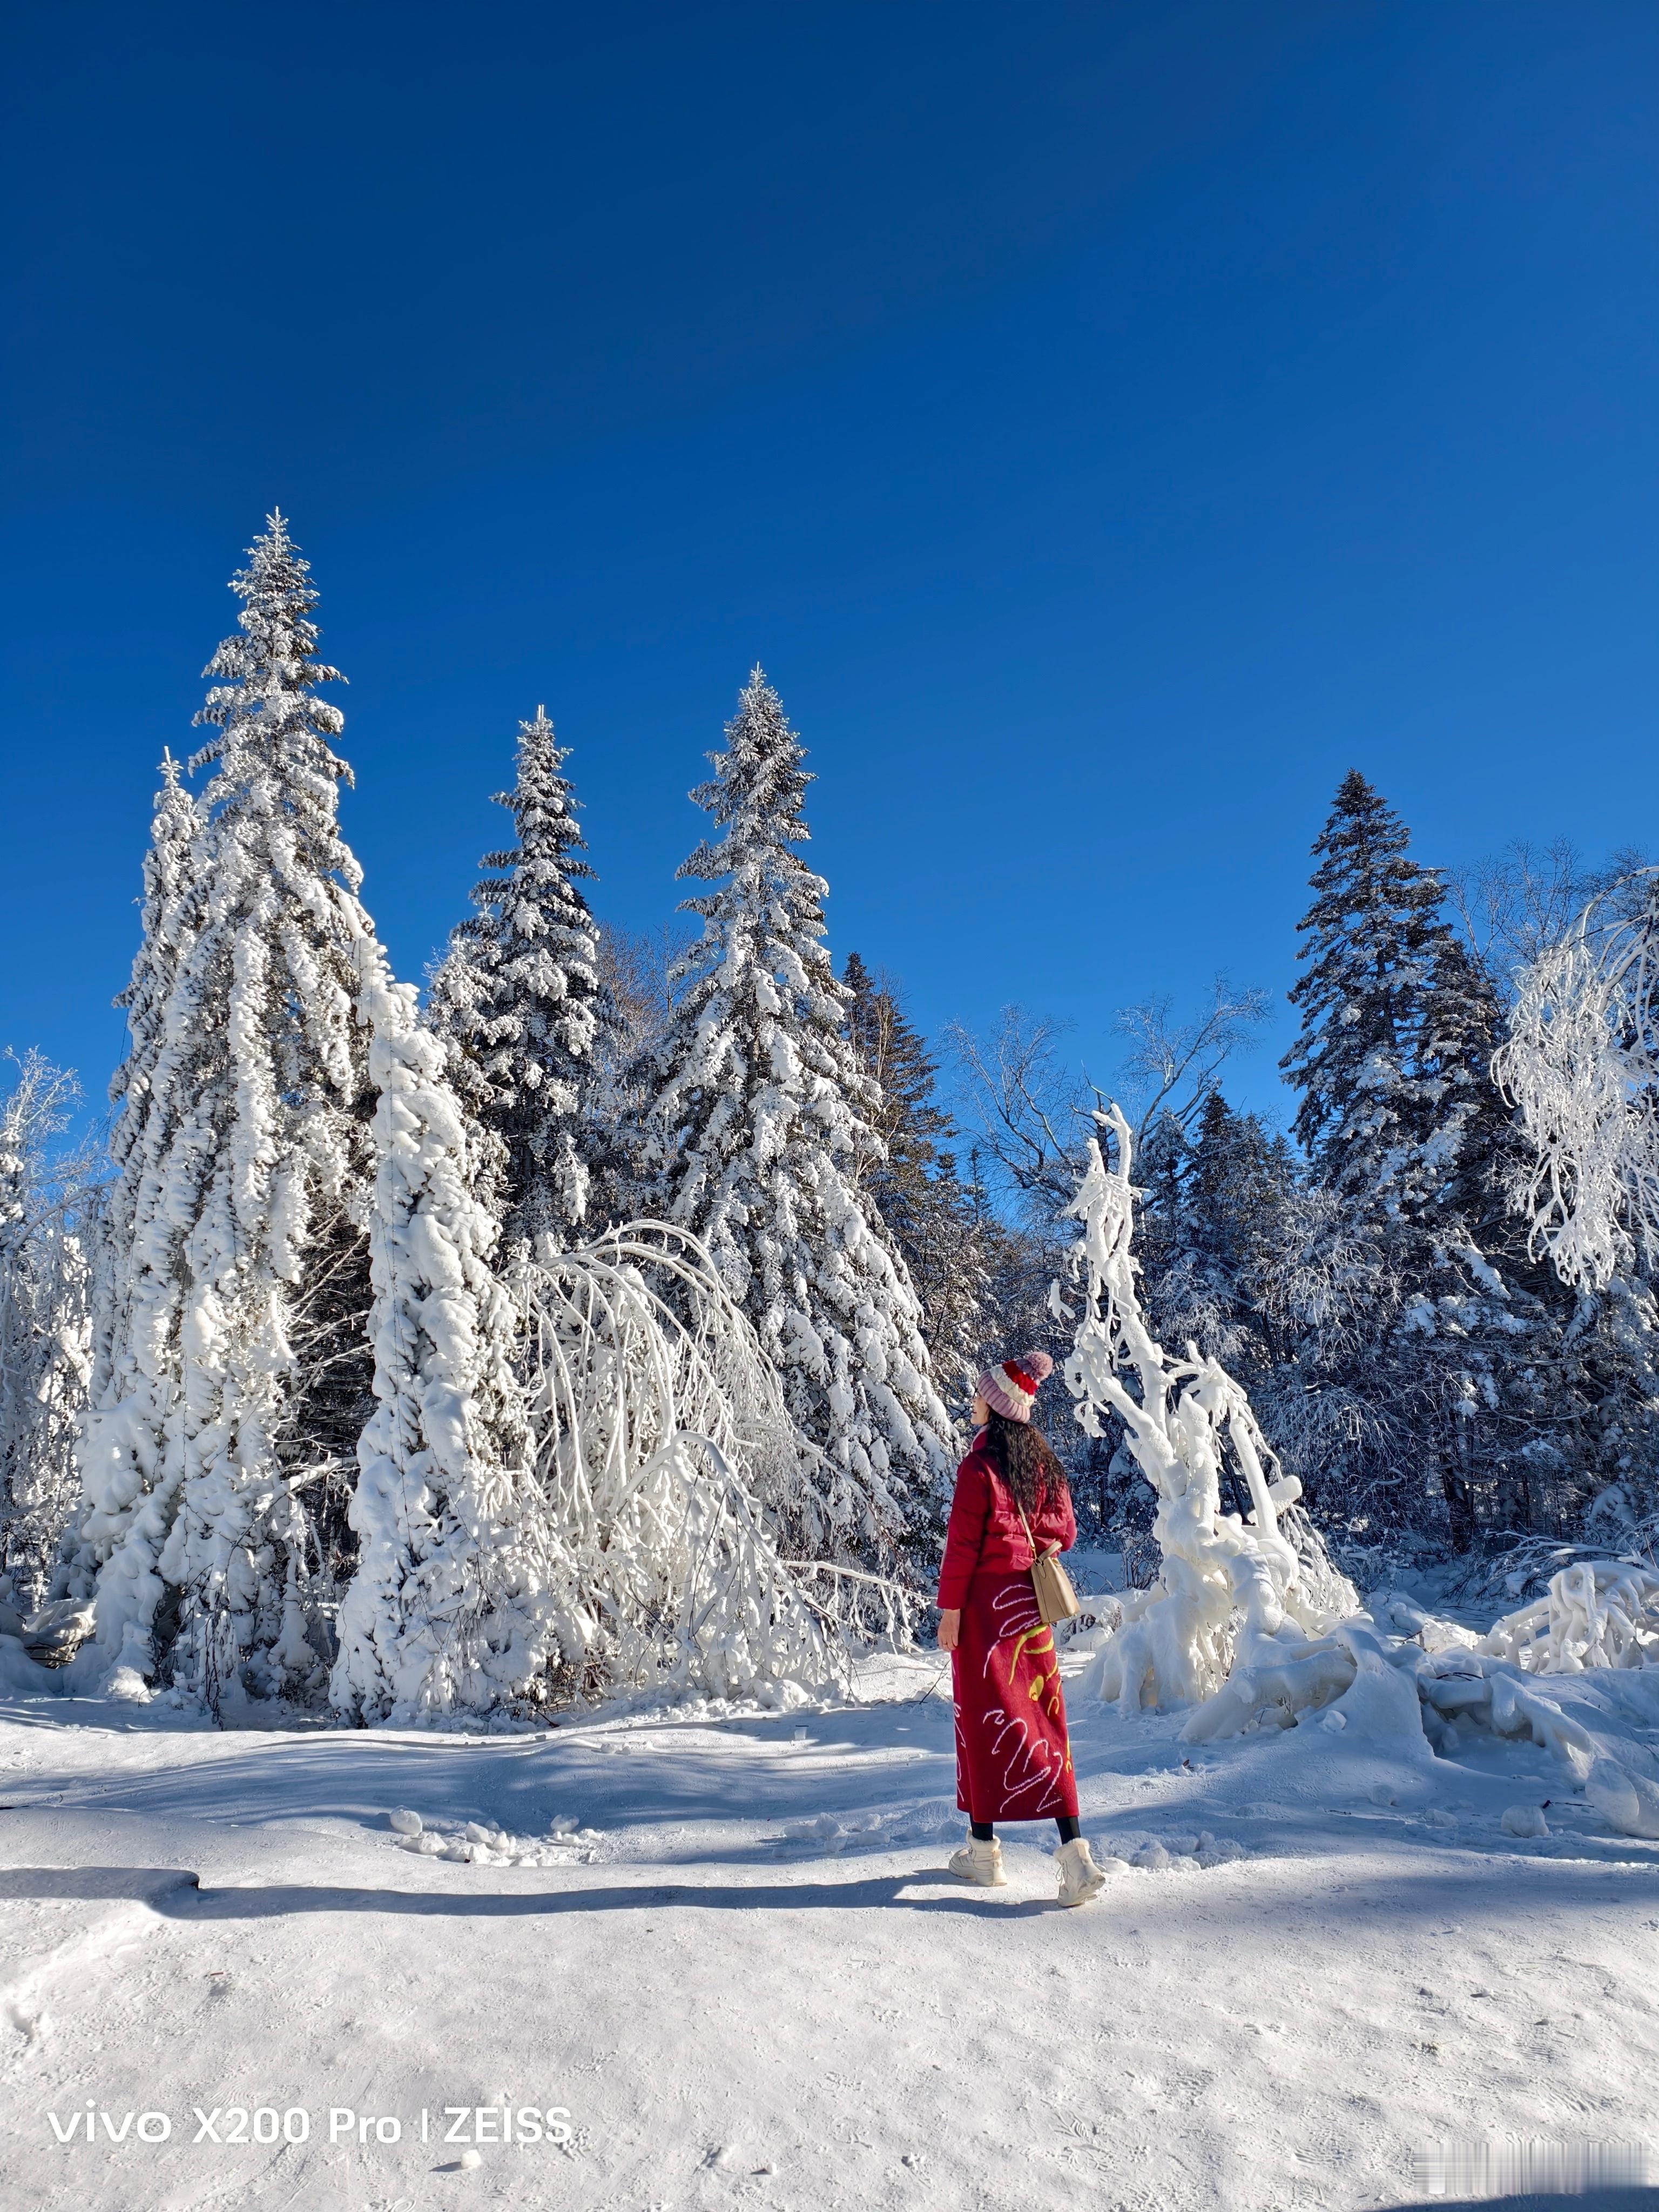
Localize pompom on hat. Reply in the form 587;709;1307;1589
975;1351;1053;1425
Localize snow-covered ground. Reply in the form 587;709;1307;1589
2;1630;1658;2212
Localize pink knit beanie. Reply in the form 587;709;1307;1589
975;1351;1054;1425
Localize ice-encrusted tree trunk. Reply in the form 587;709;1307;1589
640;669;953;1559
428;707;605;1255
77;514;377;1703
331;930;573;1723
0;1056;93;1608
1060;1105;1361;1732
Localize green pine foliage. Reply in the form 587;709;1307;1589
429;708;605;1254
841;953;987;1403
1273;771;1659;1553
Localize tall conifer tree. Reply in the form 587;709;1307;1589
0;1057;92;1607
78;515;380;1699
1278;773;1533;1547
82;753;203;1451
429;707;604;1252
331;932;571;1721
841;953;985;1398
1283;770;1448;1199
642;671;953;1553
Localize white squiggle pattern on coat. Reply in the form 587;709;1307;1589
965;1579;1070;1818
976;1703;1067;1816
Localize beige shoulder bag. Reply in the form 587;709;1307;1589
1013;1493;1080;1626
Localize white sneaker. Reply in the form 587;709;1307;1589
947;1835;1007;1886
1055;1837;1108;1907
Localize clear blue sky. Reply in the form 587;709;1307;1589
5;2;1657;1135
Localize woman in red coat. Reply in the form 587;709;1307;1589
937;1352;1107;1906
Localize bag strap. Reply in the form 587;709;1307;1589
1012;1490;1041;1570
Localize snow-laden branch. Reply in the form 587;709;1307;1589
515;1221;914;1705
339;1168;915;1721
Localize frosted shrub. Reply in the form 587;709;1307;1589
515;1223;913;1704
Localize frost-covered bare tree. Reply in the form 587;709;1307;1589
1495;872;1659;1294
0;1055;94;1608
948;981;1270;1223
946;1008;1085;1219
1451;839;1649;987
1114;980;1272;1147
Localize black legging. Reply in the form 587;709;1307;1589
972;1816;1080;1844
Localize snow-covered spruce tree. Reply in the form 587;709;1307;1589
331;929;574;1723
428;707;605;1255
1277;773;1526;1550
0;1056;93;1609
77;515;378;1702
583;923;688;1223
1282;772;1449;1196
641;670;954;1558
841;952;986;1402
74;753;203;1562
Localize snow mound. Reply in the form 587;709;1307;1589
388;1812;605;1868
1499;1803;1549;1837
1101;1829;1246;1872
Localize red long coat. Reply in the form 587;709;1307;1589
936;1439;1077;1609
938;1434;1079;1824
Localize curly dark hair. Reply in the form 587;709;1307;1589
981;1408;1069;1516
